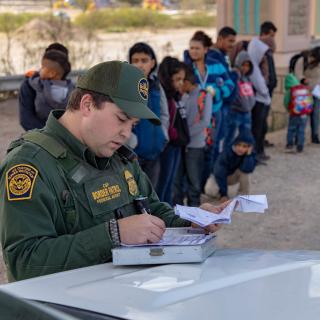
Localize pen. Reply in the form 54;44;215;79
134;196;150;215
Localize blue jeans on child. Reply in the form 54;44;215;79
156;144;181;206
201;110;220;190
287;115;308;148
173;147;204;207
212;107;226;164
224;110;252;149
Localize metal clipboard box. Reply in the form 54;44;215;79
112;227;216;265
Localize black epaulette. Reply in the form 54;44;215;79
7;137;24;154
117;145;137;163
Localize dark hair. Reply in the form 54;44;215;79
309;46;320;68
218;26;237;38
260;21;277;35
42;49;71;79
191;30;213;48
158;56;185;100
45;42;69;57
184;65;197;85
67;88;113;111
128;42;157;75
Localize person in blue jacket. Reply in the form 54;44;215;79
129;42;168;187
183;30;235;189
213;129;256;202
210;27;239;153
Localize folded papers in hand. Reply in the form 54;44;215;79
175;195;268;227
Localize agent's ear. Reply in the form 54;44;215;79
79;94;94;117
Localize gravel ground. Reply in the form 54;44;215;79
0;98;320;284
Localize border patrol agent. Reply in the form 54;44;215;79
0;61;222;281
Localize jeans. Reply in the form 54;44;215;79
213;106;229;164
201;110;220;190
310;97;320;139
224;110;252;149
139;158;160;189
251;101;269;154
287;115;308;147
173;147;204;207
156;144;181;206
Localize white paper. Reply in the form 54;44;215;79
122;228;214;247
175;195;268;226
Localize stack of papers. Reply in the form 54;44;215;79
122;228;214;247
175;195;268;227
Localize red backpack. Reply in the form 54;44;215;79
289;84;313;116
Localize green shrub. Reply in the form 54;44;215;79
0;13;47;33
74;8;214;31
175;12;216;28
0;9;215;34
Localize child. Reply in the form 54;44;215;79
224;51;255;148
128;42;168;187
304;47;320;144
19;42;70;131
284;73;313;152
27;49;74;123
156;56;188;205
212;129;256;202
173;66;212;206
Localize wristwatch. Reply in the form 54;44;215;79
108;219;121;247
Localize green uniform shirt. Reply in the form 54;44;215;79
0;110;189;281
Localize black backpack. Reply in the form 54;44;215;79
171;103;190;147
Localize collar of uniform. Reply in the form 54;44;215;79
44;110;110;169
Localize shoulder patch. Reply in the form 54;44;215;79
6;164;38;201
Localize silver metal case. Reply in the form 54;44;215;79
112;227;216;265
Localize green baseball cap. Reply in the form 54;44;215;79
76;61;160;125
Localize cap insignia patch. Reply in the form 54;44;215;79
138;78;148;100
6;164;38;201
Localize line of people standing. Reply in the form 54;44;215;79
18;21;281;207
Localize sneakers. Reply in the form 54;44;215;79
297;145;303;153
257;153;270;161
286;144;294;150
312;136;320;144
264;140;274;147
286;144;303;153
256;153;268;166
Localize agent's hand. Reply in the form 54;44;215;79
191;201;232;233
118;214;166;245
247;146;253;155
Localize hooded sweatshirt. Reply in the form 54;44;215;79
214;129;256;197
28;74;74;121
248;37;271;105
183;50;235;113
231;51;255;112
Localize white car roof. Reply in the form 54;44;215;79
2;248;320;320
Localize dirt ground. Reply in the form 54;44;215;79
0;98;320;284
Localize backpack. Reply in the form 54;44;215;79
169;100;190;147
289;84;313;116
